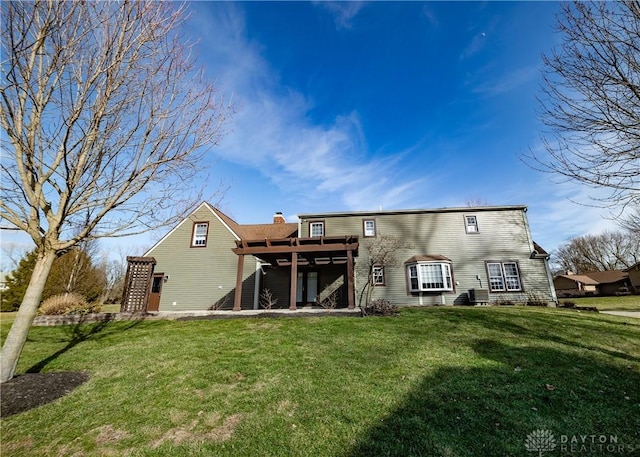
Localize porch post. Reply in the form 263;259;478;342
347;249;355;309
289;253;298;310
233;254;245;311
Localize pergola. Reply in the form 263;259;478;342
232;236;359;311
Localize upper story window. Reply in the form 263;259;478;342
191;222;209;247
465;215;479;233
310;221;324;237
406;261;453;292
363;219;376;237
372;265;385;286
486;261;522;292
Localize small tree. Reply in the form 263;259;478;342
44;247;107;302
0;1;231;382
357;234;411;307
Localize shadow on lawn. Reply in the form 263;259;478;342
438;309;640;364
27;318;142;373
346;340;640;457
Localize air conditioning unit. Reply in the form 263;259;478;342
469;288;489;305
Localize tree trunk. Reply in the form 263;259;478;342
0;249;57;382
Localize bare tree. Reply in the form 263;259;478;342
553;230;640;274
527;1;640;229
464;197;490;207
357;234;411;307
0;1;231;382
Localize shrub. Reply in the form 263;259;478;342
525;292;548;307
362;298;398;316
38;293;102;315
259;289;278;310
559;300;576;308
319;287;339;310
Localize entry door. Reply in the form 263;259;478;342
296;271;318;305
148;273;164;311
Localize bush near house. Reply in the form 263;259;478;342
37;293;102;316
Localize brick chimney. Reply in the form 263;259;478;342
273;212;285;224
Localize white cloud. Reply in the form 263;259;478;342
313;1;368;30
187;3;427;213
473;65;539;96
460;31;487;60
521;177;628;253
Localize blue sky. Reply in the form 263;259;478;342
0;1;626;268
184;1;621;251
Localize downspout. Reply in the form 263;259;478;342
253;259;262;310
522;208;557;305
545;256;558;305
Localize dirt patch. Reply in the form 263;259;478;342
1;371;90;417
206;413;243;442
94;425;131;445
276;399;296;417
151;413;243;448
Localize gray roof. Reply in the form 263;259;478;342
298;205;528;219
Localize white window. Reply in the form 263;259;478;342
372;265;385;285
465;215;479;233
191;222;209;247
363;219;376;237
406;262;453;292
486;262;522;292
310;221;324;237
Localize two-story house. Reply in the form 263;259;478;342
298;207;556;307
120;203;556;312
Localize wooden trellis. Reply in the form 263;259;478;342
121;256;156;313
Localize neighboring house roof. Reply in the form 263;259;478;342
554;274;600;286
583;270;628;284
554;270;629;287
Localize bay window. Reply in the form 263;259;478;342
406;261;453;292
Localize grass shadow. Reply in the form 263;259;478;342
26;317;142;374
435;308;640;363
346;340;640;457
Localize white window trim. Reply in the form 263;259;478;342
310;221;324;237
363;219;376;237
191;222;209;247
372;264;385;286
486;261;522;292
406;261;453;292
465;215;479;233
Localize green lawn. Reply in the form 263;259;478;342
1;307;639;457
561;294;640;311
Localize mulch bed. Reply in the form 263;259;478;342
1;371;90;418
